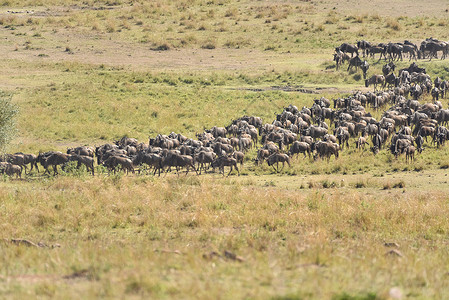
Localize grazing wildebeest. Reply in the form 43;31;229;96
439;80;448;98
336;43;359;57
410;84;423;100
210;126;227;138
372;134;382;150
436;109;449;126
335;127;350;149
347;56;362;72
115;136;139;147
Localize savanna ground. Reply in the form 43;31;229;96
1;0;449;298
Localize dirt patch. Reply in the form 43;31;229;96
230;85;353;94
231;85;318;93
320;0;449;17
0;31;286;73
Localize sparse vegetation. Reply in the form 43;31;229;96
0;91;18;151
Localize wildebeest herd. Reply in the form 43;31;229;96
1;56;448;178
334;38;449;87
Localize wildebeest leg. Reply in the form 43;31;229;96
43;166;49;175
53;165;58;176
227;166;232;177
192;163;199;175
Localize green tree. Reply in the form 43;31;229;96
0;91;18;151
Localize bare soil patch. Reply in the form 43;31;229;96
319;0;449;17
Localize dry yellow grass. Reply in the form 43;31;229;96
1;172;449;298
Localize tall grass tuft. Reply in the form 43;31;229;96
386;18;401;31
0;91;18;151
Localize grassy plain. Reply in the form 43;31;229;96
1;0;449;299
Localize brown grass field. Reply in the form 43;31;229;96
1;0;449;299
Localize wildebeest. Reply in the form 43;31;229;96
16;153;39;174
103;155;135;175
288;141;311;158
415;135;424;153
368;45;387;60
211;156;239;176
134;152;163;176
347;56;362;72
360;60;369;79
365;75;385;91
402;44;417;61
232;151;245;166
69;154;95;175
357;40;372;57
313;141;339;161
356;135;368;150
67;146;94;157
382;62;396;76
266;153;291;172
405;145;416;163
194;151;216;174
336;43;359;57
4;163;22;178
162;153;197;176
383;73;399;89
4;153;27;174
38;152;70;175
